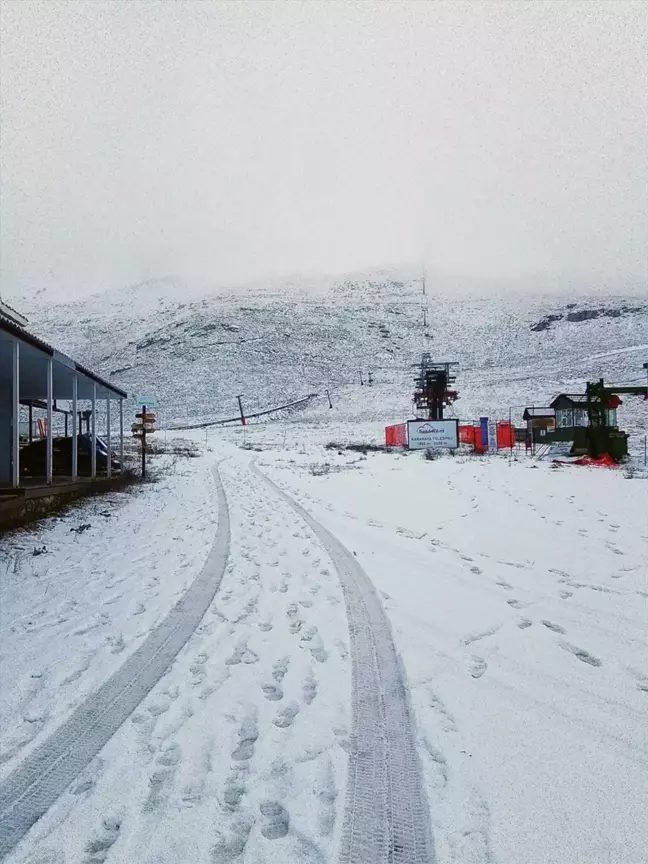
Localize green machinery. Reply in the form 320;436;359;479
572;375;648;460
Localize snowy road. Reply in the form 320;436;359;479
1;432;647;864
254;465;432;864
0;466;230;859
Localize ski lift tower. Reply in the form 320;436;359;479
412;355;459;420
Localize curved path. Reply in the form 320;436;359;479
0;466;230;861
253;465;434;864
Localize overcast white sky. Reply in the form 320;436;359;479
1;0;646;300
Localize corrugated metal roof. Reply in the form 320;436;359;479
0;317;127;399
523;407;555;417
0;299;28;326
551;393;588;405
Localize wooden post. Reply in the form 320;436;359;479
141;405;147;478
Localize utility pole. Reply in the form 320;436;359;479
326;388;333;408
237;394;246;426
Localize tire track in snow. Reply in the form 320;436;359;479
252;465;434;864
0;465;230;861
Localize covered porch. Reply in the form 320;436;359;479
0;317;127;489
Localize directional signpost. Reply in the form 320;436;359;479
132;404;157;478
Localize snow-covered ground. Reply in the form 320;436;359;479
0;425;646;864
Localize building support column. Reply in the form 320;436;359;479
72;373;78;481
91;382;97;479
119;398;124;473
46;357;53;484
106;397;111;478
12;340;20;488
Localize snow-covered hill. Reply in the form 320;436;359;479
10;273;648;436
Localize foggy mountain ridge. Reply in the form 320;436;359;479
12;274;648;432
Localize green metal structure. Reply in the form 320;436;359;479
572;376;648;460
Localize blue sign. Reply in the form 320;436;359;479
135;395;159;408
480;417;489;447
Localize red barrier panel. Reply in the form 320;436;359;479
473;426;487;453
459;425;475;444
496;421;515;449
385;424;407;447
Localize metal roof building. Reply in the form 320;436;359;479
1;307;127;489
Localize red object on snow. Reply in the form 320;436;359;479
459;424;475;444
385;423;407;446
473;426;488;453
552;454;618;468
496;421;516;449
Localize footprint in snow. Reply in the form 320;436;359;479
302;672;317;705
70;757;105;797
273;657;290;681
262;683;284;701
231;715;258;762
517;619;533;629
300;625;319;643
334;638;349;660
396;527;427;540
274;702;300;728
211;816;253;861
226;643;259;666
631;673;648;693
157;742;182;767
83;818;121;864
310;644;328;663
259;801;290;839
468;656;488;678
222;774;246;810
542;620;566;634
560;642;602;667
